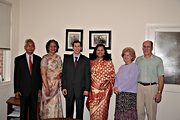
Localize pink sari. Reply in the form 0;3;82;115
87;59;115;120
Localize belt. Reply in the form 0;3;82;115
138;82;157;86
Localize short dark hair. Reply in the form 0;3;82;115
72;40;82;47
91;44;111;61
46;39;59;53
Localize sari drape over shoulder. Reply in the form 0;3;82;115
87;59;115;120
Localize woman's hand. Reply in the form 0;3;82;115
99;80;109;90
45;87;50;96
56;73;62;80
38;90;42;97
113;87;119;95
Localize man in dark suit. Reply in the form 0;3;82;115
14;39;42;120
62;40;90;120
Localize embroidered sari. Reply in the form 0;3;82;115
40;54;63;119
87;59;115;120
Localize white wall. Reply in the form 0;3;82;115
1;0;180;120
0;0;19;120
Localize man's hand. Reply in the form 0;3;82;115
15;92;21;99
62;89;67;96
154;92;162;103
83;91;89;96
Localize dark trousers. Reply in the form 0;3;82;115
66;92;85;120
20;92;38;120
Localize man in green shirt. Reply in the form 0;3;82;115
136;40;164;120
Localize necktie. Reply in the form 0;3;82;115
29;55;32;75
74;57;78;67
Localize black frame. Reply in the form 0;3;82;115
66;29;83;51
89;30;111;49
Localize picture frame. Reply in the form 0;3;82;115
146;24;180;85
66;29;83;51
155;32;180;84
89;30;111;49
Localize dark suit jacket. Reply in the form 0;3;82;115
14;53;42;95
62;54;90;98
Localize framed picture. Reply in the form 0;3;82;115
89;30;111;49
66;29;83;51
155;32;180;84
146;24;180;85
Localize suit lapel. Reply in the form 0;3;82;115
22;53;31;75
78;54;83;62
69;54;75;69
75;54;83;68
32;54;38;75
32;55;35;73
71;54;82;68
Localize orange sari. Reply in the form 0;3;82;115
87;59;115;120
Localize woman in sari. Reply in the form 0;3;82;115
114;47;139;120
40;39;63;119
87;44;115;120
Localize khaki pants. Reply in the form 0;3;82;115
137;83;157;120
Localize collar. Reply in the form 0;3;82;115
26;53;33;57
143;54;154;59
73;53;80;58
73;54;80;61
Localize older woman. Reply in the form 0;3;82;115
114;47;139;120
40;39;63;119
87;44;115;120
